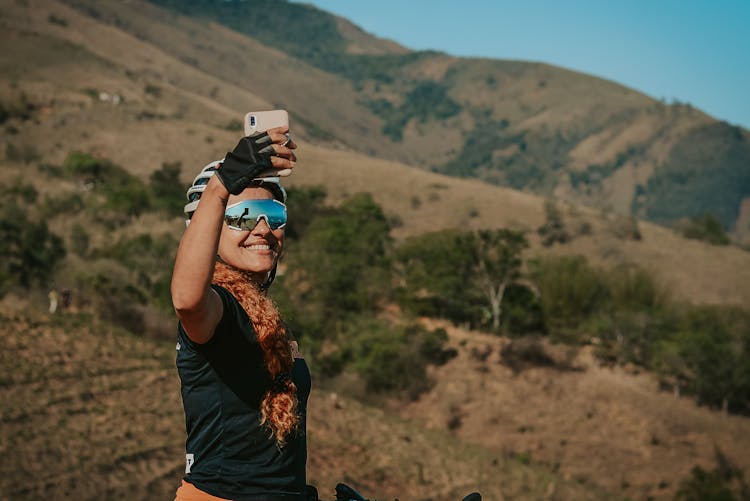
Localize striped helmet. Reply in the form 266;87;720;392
184;160;287;223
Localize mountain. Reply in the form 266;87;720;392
143;0;750;241
6;0;748;239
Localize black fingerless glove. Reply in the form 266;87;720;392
215;132;274;195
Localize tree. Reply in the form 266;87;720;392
396;229;528;331
395;230;481;324
283;186;329;241
0;201;65;294
288;193;392;317
470;229;528;330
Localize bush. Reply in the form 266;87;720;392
92;233;178;311
528;255;609;341
42;192;86;216
501;336;560;374
653;306;750;413
6;179;38;203
342;320;453;399
289;193;392;316
283;186;330;241
74;260;148;334
70;224;90;258
63;151;152;217
675;449;749;500
676;213;730;245
0;200;65;295
396;230;483;325
224;119;243;131
419;327;457;366
499;283;545;335
5;143;40;164
149;161;184;217
537;200;569;246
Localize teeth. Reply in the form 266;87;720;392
245;244;270;250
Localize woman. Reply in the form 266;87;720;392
171;127;312;501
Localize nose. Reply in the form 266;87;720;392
251;217;272;234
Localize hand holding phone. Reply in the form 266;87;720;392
244;110;293;177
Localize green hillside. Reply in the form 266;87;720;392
137;0;750;239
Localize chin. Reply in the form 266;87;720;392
241;259;276;275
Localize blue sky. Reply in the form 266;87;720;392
300;0;750;130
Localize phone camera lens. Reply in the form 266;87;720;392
249;115;256;127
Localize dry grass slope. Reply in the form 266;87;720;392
402;319;750;500
1;302;608;501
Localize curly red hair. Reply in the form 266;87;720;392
212;261;299;446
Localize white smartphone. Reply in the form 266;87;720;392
243;109;292;177
244;109;289;135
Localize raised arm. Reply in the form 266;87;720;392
171;176;229;344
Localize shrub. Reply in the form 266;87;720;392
0;200;65;294
283;186;329;241
74;260;148;334
42;192;86;216
63;151;152;216
70;224;90;258
499;283;545;335
149;161;184;217
343;320;452;399
538;200;569;246
676;213;730;245
289;193;392;316
662;306;750;413
419;327;457;365
144;84;162;98
675;449;749;500
92;233;178;311
501;336;557;374
48;14;68;26
528;255;609;341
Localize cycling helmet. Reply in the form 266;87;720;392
184;159;287;223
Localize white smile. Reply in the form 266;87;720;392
244;244;271;251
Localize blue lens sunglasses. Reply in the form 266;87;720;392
224;199;287;231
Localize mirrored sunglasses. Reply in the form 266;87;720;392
224;199;287;231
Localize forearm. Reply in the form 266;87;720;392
171;177;228;314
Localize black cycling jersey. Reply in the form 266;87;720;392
176;284;311;501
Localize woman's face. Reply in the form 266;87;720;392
217;186;284;282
